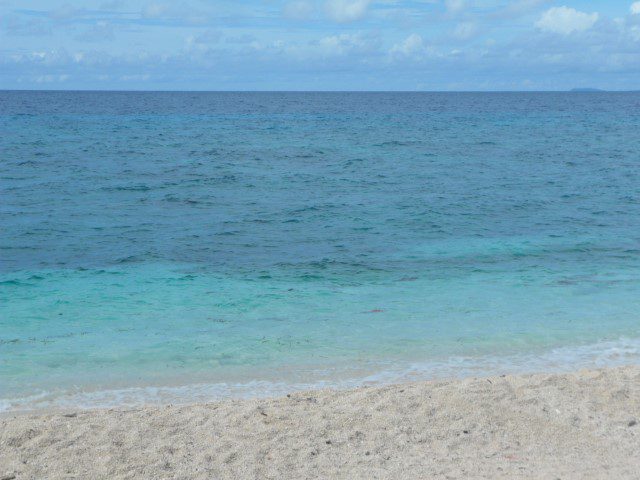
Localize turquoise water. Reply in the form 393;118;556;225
2;92;640;411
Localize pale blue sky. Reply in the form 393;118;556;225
1;1;639;90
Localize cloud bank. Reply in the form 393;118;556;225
535;6;599;35
0;1;638;90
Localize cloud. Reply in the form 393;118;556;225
535;6;599;35
141;3;169;19
445;0;465;15
34;74;71;83
390;33;427;57
283;1;315;20
631;2;640;15
315;32;380;56
324;0;370;23
2;0;640;90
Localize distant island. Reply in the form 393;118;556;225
570;88;605;92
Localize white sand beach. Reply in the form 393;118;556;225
1;366;639;479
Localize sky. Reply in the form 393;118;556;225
1;0;639;90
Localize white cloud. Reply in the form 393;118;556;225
391;33;424;55
631;2;640;15
535;6;599;35
316;32;379;55
284;1;314;20
141;3;169;19
3;0;640;90
34;74;70;83
325;0;370;23
445;0;465;15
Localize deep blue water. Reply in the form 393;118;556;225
2;91;640;411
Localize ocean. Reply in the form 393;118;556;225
2;91;640;412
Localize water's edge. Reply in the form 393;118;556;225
3;336;639;414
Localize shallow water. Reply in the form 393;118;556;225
2;91;640;411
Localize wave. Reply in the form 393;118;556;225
3;336;639;414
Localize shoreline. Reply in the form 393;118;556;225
4;335;640;415
2;365;639;479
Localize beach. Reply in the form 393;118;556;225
2;4;640;477
2;365;639;479
3;92;640;477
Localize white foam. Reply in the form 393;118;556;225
3;337;640;414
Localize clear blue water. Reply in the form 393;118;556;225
2;91;640;411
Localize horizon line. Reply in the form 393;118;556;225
2;88;638;94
